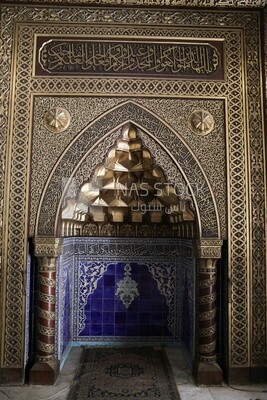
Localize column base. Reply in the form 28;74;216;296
29;359;60;385
194;362;222;386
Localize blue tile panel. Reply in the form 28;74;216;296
182;271;192;355
181;244;195;361
62;272;72;354
77;262;175;339
57;256;73;360
59;237;195;357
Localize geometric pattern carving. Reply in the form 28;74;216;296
1;6;265;373
38;102;219;238
227;29;249;366
30;96;226;238
247;12;266;365
6;0;267;7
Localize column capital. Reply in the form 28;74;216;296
34;236;62;257
194;238;223;259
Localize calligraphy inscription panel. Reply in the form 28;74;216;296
35;36;224;79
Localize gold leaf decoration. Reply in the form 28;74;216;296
44;107;71;133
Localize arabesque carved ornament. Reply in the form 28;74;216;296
38;102;219;238
3;0;266;6
195;239;223;259
0;5;265;373
34;237;63;257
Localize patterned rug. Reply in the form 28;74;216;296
68;347;181;399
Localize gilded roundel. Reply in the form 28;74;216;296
44;107;71;133
188;109;214;136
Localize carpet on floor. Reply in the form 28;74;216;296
67;346;181;399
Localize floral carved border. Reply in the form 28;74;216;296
0;6;265;372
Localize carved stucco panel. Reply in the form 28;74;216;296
30;97;226;238
0;6;265;370
36;102;220;238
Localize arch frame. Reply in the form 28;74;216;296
35;100;221;240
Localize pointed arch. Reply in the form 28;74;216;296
35;100;220;238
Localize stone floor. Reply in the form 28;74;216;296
0;346;267;400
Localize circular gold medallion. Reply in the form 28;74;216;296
44;107;71;133
188;109;214;136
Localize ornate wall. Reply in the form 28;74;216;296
0;3;266;385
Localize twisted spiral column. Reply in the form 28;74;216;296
30;237;62;385
198;258;217;363
194;239;223;385
36;257;57;364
